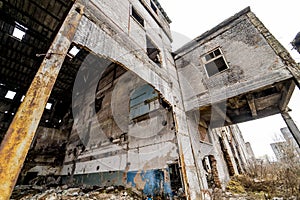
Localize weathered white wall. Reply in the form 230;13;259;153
60;69;179;198
70;1;202;198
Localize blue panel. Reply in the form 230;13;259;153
130;84;158;119
61;168;173;198
130;103;149;119
127;169;172;197
131;85;154;99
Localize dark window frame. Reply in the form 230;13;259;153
146;36;161;67
131;6;144;27
150;0;158;14
202;48;229;77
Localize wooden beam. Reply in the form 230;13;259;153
246;94;257;117
279;80;295;111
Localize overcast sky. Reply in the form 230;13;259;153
158;0;300;159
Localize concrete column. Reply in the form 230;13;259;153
173;108;203;200
0;4;84;199
281;111;300;147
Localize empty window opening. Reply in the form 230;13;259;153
168;163;183;192
45;103;52;110
12;22;27;40
146;36;161;66
150;1;158;14
202;48;229;77
5;90;16;100
68;46;80;57
131;7;144;27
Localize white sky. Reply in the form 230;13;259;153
158;0;300;159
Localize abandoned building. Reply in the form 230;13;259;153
0;0;300;199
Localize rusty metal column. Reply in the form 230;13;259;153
0;3;84;199
281;111;300;147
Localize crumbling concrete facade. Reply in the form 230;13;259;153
0;0;299;199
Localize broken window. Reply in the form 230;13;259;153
5;90;16;100
146;36;161;66
131;6;144;27
45;102;52;110
12;22;27;40
68;46;80;57
168;163;183;193
150;1;158;14
202;48;229;77
129;84;158;120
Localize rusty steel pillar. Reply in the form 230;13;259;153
0;3;84;199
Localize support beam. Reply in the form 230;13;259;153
174;109;202;199
0;4;84;199
281;111;300;147
246;94;257;117
279;81;295;111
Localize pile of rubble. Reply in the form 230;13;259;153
11;185;142;200
218;192;297;200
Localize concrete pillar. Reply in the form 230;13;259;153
173;109;203;200
0;4;84;199
281;111;300;147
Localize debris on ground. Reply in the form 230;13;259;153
11;185;142;200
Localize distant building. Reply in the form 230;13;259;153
280;127;300;155
270;128;300;162
245;142;256;161
270;142;288;161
